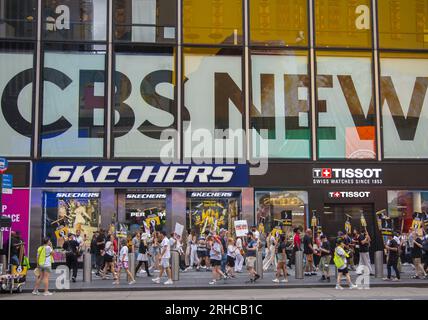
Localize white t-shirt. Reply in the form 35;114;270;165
236;238;243;250
227;244;236;258
120;246;129;262
254;231;260;240
105;241;114;256
161;237;171;259
44;246;52;267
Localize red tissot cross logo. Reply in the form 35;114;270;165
321;168;332;178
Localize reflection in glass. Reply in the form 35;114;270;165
114;0;176;43
0;0;36;39
315;0;372;48
250;0;308;47
43;0;107;41
183;0;243;45
316;52;376;159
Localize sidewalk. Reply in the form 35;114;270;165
16;264;428;293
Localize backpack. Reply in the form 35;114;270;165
333;247;349;269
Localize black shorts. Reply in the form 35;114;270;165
227;256;235;267
104;254;113;263
338;267;349;275
210;259;221;266
197;250;207;258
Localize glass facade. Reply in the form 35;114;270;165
0;0;427;160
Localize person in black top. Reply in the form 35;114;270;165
135;234;152;277
90;232;98;270
95;229;106;276
383;234;400;281
303;229;315;276
411;231;427;279
219;229;228;273
63;233;79;282
272;234;288;283
319;235;331;282
357;229;373;275
9;231;24;266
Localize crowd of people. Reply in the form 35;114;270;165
30;223;428;294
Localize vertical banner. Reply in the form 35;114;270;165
1;189;30;254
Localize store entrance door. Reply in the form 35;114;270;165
322;203;376;256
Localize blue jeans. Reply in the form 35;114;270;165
221;253;227;272
11;255;19;266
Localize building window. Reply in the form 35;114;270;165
0;0;37;39
0;43;34;157
113;46;177;158
250;50;311;159
316;51;376;159
314;0;372;48
41;45;106;157
378;0;428;49
381;52;428;159
249;0;308;47
114;0;176;43
42;0;107;41
183;47;244;159
183;0;243;45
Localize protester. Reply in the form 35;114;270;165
319;234;332;282
135;233;151;277
132;232;141;262
290;227;302;269
63;233;79;282
33;237;54;296
357;228;373;275
186;230;198;271
152;231;173;285
334;239;357;290
272;234;288;283
95;229;106;277
263;232;277;271
208;235;226;285
411;230;427;279
383;233;400;281
114;239;136;285
101;234;117;281
196;232;208;271
90;232;98;272
234;236;244;273
219;229;228;273
226;237;237;278
303;229;316;276
245;232;260;283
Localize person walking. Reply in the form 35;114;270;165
411;230;427;279
152;231;173;285
334;239;357;290
208;235;226;285
272;234;288;283
63;233;79;283
135;233;152;277
289;227;302;269
303;229;316;276
319;234;332;282
245;232;260;283
196;232;208;271
95;229;106;277
219;229;228;273
186;230;198;271
226;237;237;278
263;233;277;271
114;239;136;285
101;234;117;281
383;234;400;281
234;236;244;273
90;232;98;272
357;228;373;275
32;237;54;296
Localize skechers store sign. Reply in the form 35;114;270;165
312;168;383;185
33;162;249;187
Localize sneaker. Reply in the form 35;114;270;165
112;281;119;285
311;272;317;276
411;275;420;279
335;285;344;290
281;279;288;283
153;269;160;273
209;280;217;285
272;278;280;283
139;270;146;274
349;284;358;289
254;274;260;282
392;278;400;282
164;279;173;285
72;277;76;283
326;277;331;282
382;277;391;281
319;276;326;282
43;291;53;296
245;279;254;284
128;280;136;285
32;290;40;296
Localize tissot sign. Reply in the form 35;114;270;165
313;168;383;185
32;162;249;188
328;191;371;199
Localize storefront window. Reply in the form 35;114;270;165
255;190;308;234
114;0;176;43
387;190;428;234
183;0;243;45
42;191;101;250
41;46;106;157
381;53;428;159
0;45;34;157
316;51;376;159
250;50;310;159
42;0;107;41
378;0;428;49
113;47;177;158
0;0;37;39
183;47;244;159
314;0;372;48
249;0;308;47
186;191;241;235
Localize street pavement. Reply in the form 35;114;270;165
3;263;428;293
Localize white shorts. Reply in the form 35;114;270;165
161;258;170;268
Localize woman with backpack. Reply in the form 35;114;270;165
101;234;117;281
208;235;226;285
135;233;152;277
334;238;357;290
32;237;54;296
